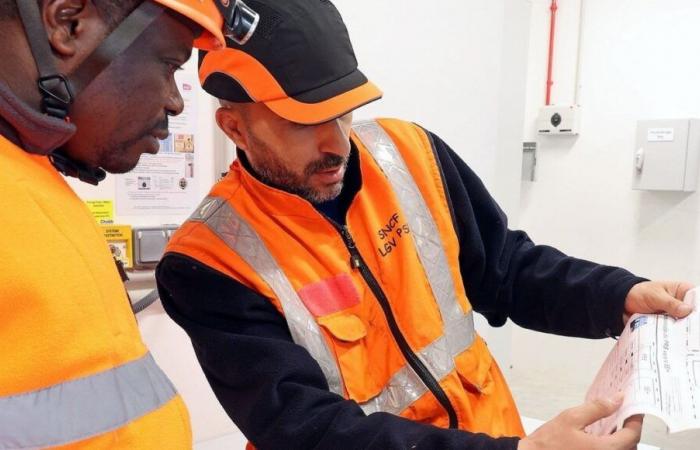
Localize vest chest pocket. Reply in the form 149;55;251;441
318;312;367;342
317;312;379;401
454;335;496;395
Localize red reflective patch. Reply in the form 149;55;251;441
298;274;360;317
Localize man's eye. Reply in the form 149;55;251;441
166;61;184;72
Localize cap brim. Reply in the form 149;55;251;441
265;79;382;125
200;48;382;123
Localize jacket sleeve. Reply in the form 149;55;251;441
425;130;646;338
156;253;521;450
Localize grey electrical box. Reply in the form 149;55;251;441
633;119;700;192
133;225;178;268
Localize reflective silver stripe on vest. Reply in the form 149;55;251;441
0;353;176;450
190;196;345;396
353;120;475;414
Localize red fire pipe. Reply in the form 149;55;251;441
545;0;558;105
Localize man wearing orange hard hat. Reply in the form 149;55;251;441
0;1;258;448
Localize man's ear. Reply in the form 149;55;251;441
42;0;109;64
216;107;249;150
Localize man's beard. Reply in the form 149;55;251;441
247;133;348;203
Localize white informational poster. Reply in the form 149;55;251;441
586;288;700;435
116;62;200;215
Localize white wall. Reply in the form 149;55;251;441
515;0;700;390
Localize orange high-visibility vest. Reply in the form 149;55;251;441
169;119;524;437
0;136;192;449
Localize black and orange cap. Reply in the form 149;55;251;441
198;0;382;125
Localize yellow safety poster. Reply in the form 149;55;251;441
101;225;133;269
86;200;115;224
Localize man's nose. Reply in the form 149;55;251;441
165;82;185;117
316;117;351;156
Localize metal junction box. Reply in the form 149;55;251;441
633;119;700;192
537;105;581;135
132;225;179;268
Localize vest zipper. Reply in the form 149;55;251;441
338;225;458;429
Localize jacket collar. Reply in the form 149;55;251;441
0;80;76;155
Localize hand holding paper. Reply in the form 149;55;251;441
587;287;700;435
623;280;695;325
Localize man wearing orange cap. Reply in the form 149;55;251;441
157;1;693;449
0;1;256;448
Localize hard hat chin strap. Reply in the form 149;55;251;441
49;151;107;186
16;1;164;121
69;2;165;97
16;0;74;119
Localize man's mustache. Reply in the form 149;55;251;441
149;116;170;137
305;154;347;176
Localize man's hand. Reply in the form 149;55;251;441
518;395;642;450
623;281;695;324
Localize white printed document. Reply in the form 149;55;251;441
586;288;700;435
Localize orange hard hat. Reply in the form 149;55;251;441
154;0;226;50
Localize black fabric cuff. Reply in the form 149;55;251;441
494;436;521;450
